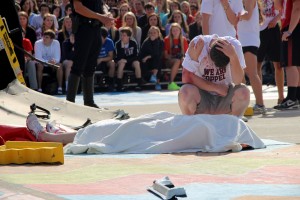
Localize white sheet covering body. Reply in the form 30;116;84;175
64;112;265;154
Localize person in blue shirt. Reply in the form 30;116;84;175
97;27;116;91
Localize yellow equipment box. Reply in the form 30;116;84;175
0;141;64;165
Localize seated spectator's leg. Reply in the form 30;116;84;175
152;69;158;77
117;61;125;79
132;60;141;79
63;60;73;91
140;59;150;80
132;60;143;90
144;58;159;83
116;60;126;91
166;58;181;82
36;63;44;92
178;84;201;115
231;85;250;116
107;61;116;90
170;58;181;82
107;60;116;78
97;58;101;66
56;63;63;93
152;57;162;77
26;61;38;90
166;58;181;90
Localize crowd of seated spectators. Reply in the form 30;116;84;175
15;0;203;94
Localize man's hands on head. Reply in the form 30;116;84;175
188;37;204;62
215;39;237;60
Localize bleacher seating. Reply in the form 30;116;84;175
94;68;183;91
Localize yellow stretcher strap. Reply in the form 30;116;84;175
0;16;26;85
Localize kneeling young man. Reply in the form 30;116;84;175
178;34;250;117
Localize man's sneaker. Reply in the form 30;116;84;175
273;99;300;110
149;74;157;83
168;82;180;91
253;104;267;115
26;113;44;140
155;83;162;91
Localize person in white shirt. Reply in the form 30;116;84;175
237;0;266;114
200;0;243;37
257;0;283;105
34;29;62;93
178;34;250;117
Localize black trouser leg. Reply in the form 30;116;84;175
82;75;99;108
66;73;80;102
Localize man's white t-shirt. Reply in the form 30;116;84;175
200;0;243;37
34;39;61;64
182;35;246;87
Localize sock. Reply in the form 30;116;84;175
65;81;68;90
136;78;142;86
116;78;123;89
297;87;300;101
108;77;114;85
286;87;297;101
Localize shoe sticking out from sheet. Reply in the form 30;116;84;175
26;113;45;140
27;113;76;141
148;176;187;200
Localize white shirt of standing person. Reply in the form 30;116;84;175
259;0;280;31
182;35;246;89
34;37;61;65
237;1;260;47
200;0;243;37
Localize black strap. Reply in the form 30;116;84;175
30;103;51;119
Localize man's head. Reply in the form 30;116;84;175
101;27;109;39
39;3;50;17
144;2;155;16
135;0;145;13
43;29;55;45
120;27;132;43
65;3;72;16
210;39;230;68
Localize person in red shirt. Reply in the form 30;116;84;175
22;32;38;90
164;23;188;90
274;0;300;110
115;3;130;29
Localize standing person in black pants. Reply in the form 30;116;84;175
0;0;25;89
66;0;114;108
